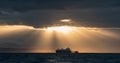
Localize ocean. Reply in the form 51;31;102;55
0;53;119;63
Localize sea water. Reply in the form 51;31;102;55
0;53;119;63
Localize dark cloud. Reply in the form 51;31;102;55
0;0;120;27
0;0;120;11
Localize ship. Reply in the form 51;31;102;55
56;48;79;54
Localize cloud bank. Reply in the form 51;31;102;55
0;0;120;27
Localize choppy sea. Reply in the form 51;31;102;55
0;53;119;63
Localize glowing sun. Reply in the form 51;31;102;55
60;19;71;22
45;26;77;33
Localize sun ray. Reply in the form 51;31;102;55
1;25;120;52
35;26;120;52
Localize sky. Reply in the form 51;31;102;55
0;0;120;27
0;0;120;53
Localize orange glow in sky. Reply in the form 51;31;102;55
0;25;120;53
45;26;77;33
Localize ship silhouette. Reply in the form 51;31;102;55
56;48;79;54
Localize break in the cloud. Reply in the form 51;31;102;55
0;25;120;53
0;0;120;27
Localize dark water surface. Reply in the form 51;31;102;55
0;53;120;63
